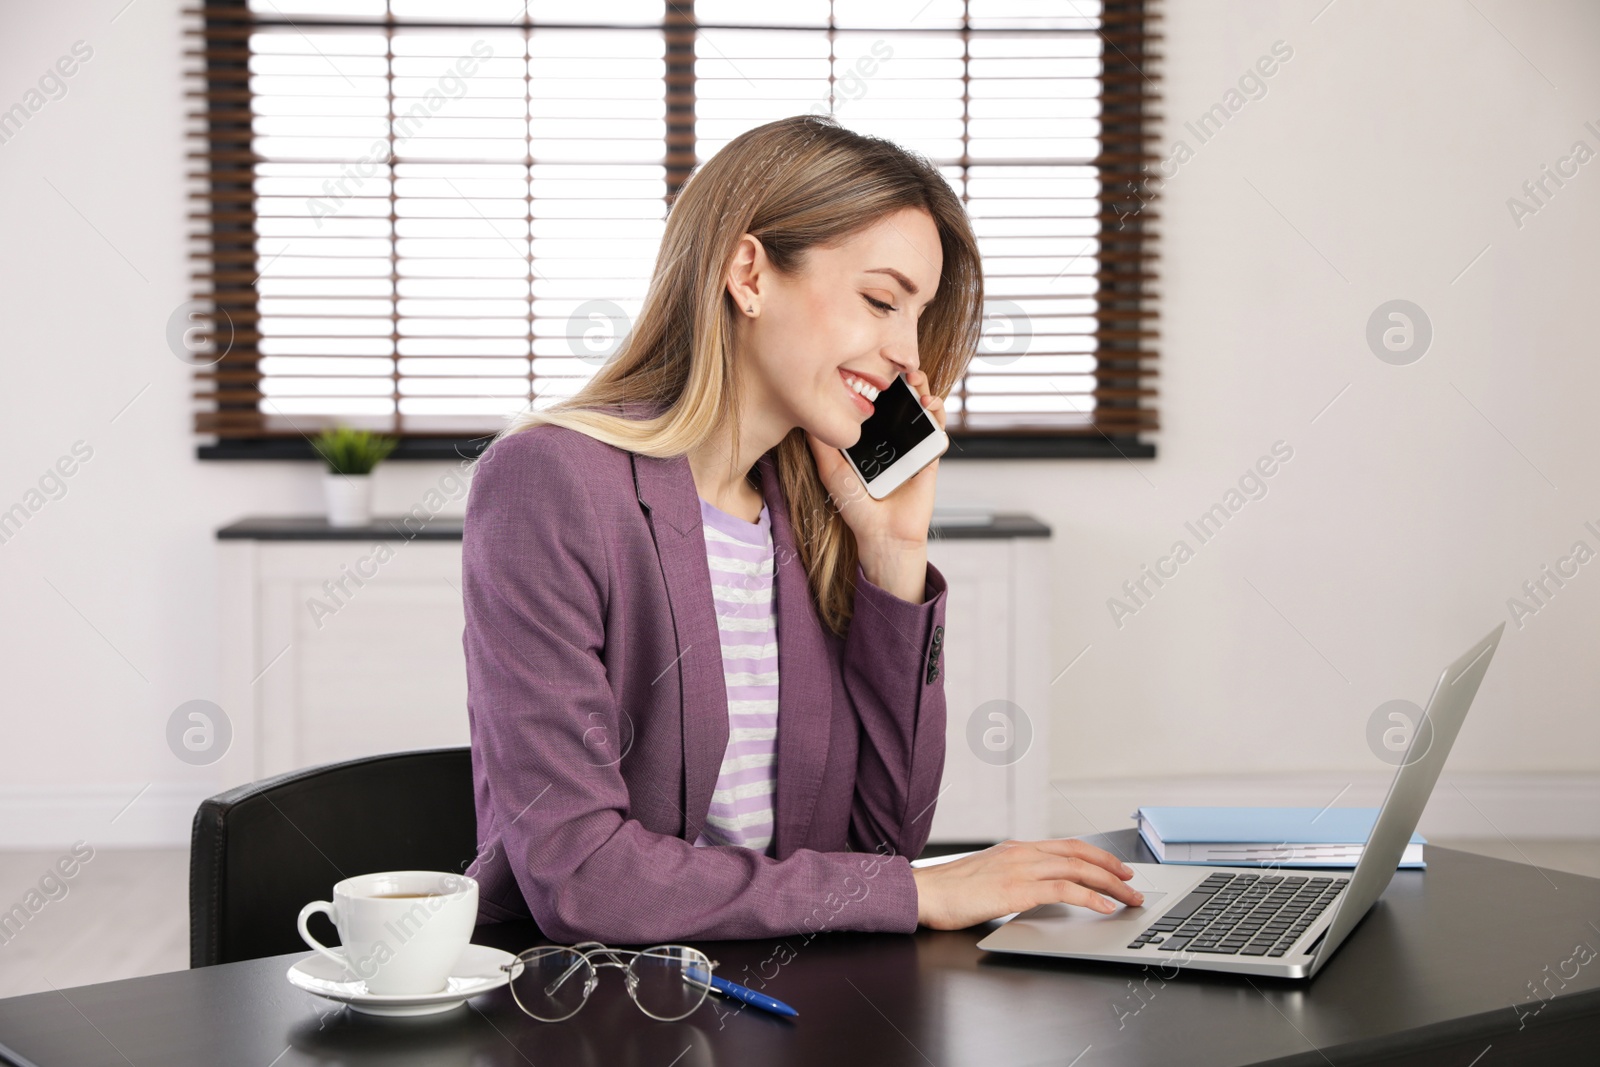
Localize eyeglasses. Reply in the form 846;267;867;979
499;941;719;1022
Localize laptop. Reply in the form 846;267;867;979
973;624;1505;979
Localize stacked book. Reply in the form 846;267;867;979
1134;806;1426;869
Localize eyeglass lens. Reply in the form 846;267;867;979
630;946;714;1021
508;947;592;1021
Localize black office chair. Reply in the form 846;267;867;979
189;746;478;967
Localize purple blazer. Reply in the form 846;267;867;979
461;402;949;943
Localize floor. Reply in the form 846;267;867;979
0;838;1595;1001
0;847;189;1001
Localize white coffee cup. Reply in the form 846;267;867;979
297;870;478;995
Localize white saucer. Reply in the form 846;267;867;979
287;943;516;1017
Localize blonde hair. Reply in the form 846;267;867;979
485;114;983;637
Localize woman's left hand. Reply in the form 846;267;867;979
805;369;947;601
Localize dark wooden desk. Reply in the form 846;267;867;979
3;832;1598;1067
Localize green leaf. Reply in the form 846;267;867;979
310;425;398;475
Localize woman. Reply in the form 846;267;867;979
462;115;1143;944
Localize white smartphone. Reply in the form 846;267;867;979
840;373;950;500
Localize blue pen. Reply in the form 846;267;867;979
705;974;799;1018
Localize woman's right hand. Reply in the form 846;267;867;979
911;838;1146;930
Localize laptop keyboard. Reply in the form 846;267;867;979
1126;871;1349;957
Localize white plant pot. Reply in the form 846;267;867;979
323;473;374;528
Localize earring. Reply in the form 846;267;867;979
746;304;755;314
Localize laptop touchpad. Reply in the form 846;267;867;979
1020;891;1168;923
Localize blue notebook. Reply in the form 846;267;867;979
1135;806;1426;869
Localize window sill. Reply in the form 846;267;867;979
197;435;1156;462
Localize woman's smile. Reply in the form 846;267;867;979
839;368;883;417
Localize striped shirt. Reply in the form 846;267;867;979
691;495;779;855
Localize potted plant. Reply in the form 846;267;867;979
311;426;397;528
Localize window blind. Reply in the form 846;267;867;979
186;0;1160;454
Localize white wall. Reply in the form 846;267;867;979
0;0;1595;848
